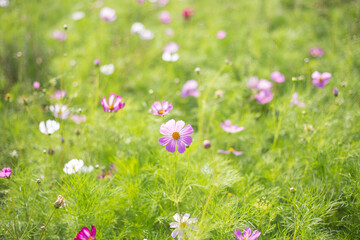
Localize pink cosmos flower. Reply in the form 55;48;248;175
217;30;226;39
72;115;87;124
149;101;173;116
271;71;285;83
159;11;171;24
33;81;40;89
158;0;169;6
218;148;243;156
220;120;244;133
159;119;193;154
0;168;11;178
311;71;331;88
181;80;200;98
52;30;67;42
98;164;116;179
74;225;96;240
183;8;194;20
309;47;324;58
164;42;179;53
170;213;198;239
290;93;305;107
234;227;261;240
247;77;259;90
255;90;273;104
256;79;273;91
101;94;125;112
50;90;66;100
100;7;117;22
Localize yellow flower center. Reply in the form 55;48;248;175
72;166;76;171
244;237;248;240
158;110;165;114
229;148;234;152
109;104;114;110
228;193;233;197
89;237;93;240
319;78;323;82
180;222;186;228
172;132;180;140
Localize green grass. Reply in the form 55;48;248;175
1;0;360;239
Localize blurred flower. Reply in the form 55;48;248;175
72;11;85;21
72;115;87;124
164;42;179;53
98;164;116;179
39;120;60;135
234;227;261;240
220;120;244;133
0;0;9;7
333;87;338;97
159;119;193;154
255;90;273;104
215;89;224;98
247;76;259;90
271;71;285;83
158;0;169;6
10;150;18;157
50;104;70;119
137;0;145;3
217;30;226;39
162;42;179;62
290;93;305;107
203;140;211;149
181;80;199;98
304;124;314;133
0;168;11;178
182;8;194;20
101;93;125;112
54;195;66;208
100;7;117;22
75;225;96;240
50;90;66;100
149;101;173;116
52;30;67;42
309;47;324;58
218;148;243;156
165;28;174;36
100;64;114;75
22;96;28;105
195;67;201;73
311;71;331;88
81;165;94;173
170;213;198;239
131;22;145;34
5;93;11;102
33;81;40;89
63;159;84;174
256;79;273;91
159;11;171;24
94;59;100;66
140;29;154;40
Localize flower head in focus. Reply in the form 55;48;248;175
149;101;173;116
39;120;60;135
220;120;244;133
234;227;261;240
159;119;193;154
63;159;84;174
170;213;198;239
181;80;199;98
101;93;125;112
75;225;96;240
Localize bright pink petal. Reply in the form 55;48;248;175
166;139;176;152
159;136;172;145
180;125;193;136
177;140;186;153
90;226;96;237
160;123;174;135
108;93;116;105
113;96;122;107
180;136;193;146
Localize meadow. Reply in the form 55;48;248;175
1;0;360;239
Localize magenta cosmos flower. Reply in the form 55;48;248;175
149;101;173;116
0;168;11;178
234;227;261;240
183;8;194;20
33;81;40;89
218;148;243;156
311;71;331;88
74;225;96;240
220;120;244;133
101;94;125;112
309;47;324;58
159;119;193;154
181;80;200;98
271;71;285;83
255;89;273;104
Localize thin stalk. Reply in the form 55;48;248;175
19;183;40;239
10;179;18;239
39;208;56;240
293;196;297;240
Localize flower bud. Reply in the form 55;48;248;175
333;87;338;97
36;178;41;183
94;59;100;66
63;24;68;30
54;195;66;209
5;93;11;102
195;67;200;74
41;226;45;229
203;140;211;149
290;187;296;192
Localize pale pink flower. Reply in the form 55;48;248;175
181;80;199;98
217;30;226;39
311;71;331;88
255;90;273;104
149;101;173;116
159;11;171;24
100;7;117;22
72;115;87;124
220;120;244;133
101;93;125;112
218;148;243;156
33;81;40;89
52;30;67;42
271;71;285;83
159;119;193;154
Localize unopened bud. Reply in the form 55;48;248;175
333;87;338;97
94;59;100;66
203;140;211;149
290;187;296;192
63;24;68;30
5;93;11;102
195;67;200;74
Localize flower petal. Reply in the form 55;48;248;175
180;136;193;146
108;93;116;105
166;139;176;153
180;125;193;136
176;140;186;154
159;136;172;146
173;213;181;222
175;120;185;132
182;213;190;222
171;229;179;238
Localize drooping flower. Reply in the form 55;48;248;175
0;168;11;178
75;225;96;240
234;227;261;240
131;22;145;35
170;213;198;239
220;120;244;133
72;11;85;21
50;104;71;119
100;64;114;75
311;71;331;88
33;81;40;89
159;11;171;24
72;115;87;124
182;8;194;20
39;120;60;135
54;195;66;209
98;164;116;179
63;159;84;174
181;80;199;98
101;94;125;112
271;71;285;83
217;30;226;39
290;93;305;107
52;30;67;42
159;119;193;154
149;101;173;116
218;148;243;156
309;47;324;58
100;7;117;22
255;90;273;104
50;90;66;100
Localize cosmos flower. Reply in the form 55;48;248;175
234;227;261;240
100;7;117;22
0;168;11;178
271;71;285;83
101;93;125;112
218;148;243;156
81;165;94;173
52;30;67;42
170;213;198;239
75;225;96;240
309;47;324;58
217;30;226;39
164;42;179;53
63;159;84;174
311;71;331;88
33;81;40;89
255;90;273;104
50;90;66;100
131;22;145;34
98;164;116;179
290;93;305;107
50;104;71;119
162;42;180;62
256;79;273;91
181;80;199;98
247;77;259;90
182;8;194;20
54;195;66;209
159;11;171;24
72;11;85;21
72;115;87;124
140;29;154;40
220;120;244;133
39;120;60;135
0;0;9;7
149;101;173;116
100;64;114;75
159;119;193;154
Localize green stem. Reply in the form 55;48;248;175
10;179;18;239
19;184;40;239
39;208;56;240
293;196;297;240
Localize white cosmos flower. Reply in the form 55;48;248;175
100;64;114;75
0;0;9;7
170;213;198;239
50;104;71;119
162;52;179;62
131;22;145;35
39;120;60;135
140;29;154;40
81;165;94;173
63;159;84;174
72;11;85;21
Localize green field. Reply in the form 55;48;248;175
1;0;360;239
